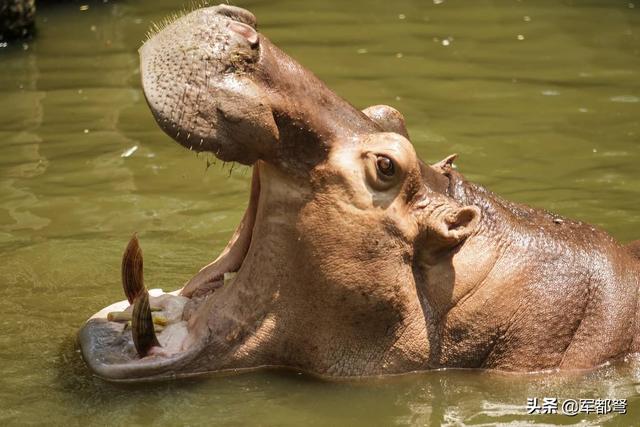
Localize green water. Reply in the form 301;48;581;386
1;0;639;425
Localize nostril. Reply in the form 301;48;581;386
228;21;259;47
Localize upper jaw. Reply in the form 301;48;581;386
139;4;383;170
139;6;278;165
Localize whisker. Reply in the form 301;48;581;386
144;0;217;44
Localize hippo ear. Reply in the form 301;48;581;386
432;154;458;174
439;205;481;245
362;105;409;139
420;201;481;247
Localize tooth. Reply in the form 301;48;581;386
132;291;161;357
223;272;237;286
108;306;162;323
107;311;132;322
152;315;168;327
122;234;144;303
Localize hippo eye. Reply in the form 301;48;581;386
376;155;395;177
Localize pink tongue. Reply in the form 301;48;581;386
229;21;259;46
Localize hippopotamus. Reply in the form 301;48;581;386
78;4;640;381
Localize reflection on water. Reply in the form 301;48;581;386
0;0;638;425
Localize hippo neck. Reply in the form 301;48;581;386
414;170;536;367
445;169;598;250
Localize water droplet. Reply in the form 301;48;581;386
121;146;139;158
396;52;404;58
517;34;525;41
592;148;598;153
80;5;89;11
398;14;406;20
541;90;559;96
433;0;444;4
83;129;90;133
610;95;639;103
578;108;589;113
357;48;367;54
523;16;531;22
442;39;450;46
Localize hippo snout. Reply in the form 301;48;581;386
139;5;279;165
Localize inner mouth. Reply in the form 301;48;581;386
179;163;261;299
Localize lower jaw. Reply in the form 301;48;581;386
79;299;203;381
79;165;262;380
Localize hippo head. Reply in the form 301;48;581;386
79;5;482;381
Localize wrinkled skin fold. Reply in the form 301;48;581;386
78;4;640;381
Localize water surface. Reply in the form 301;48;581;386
1;0;639;425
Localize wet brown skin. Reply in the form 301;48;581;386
78;4;640;381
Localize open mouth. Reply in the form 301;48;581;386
78;4;285;381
